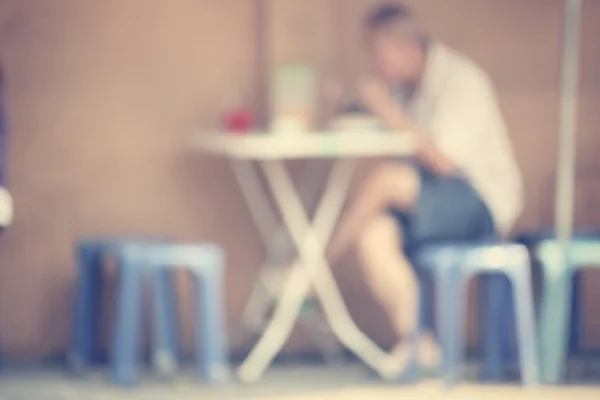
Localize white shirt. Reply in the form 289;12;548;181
407;43;524;236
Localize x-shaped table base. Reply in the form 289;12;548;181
230;160;345;364
236;159;397;383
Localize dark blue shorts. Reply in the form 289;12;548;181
389;167;496;255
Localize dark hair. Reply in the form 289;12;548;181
365;3;413;31
365;3;429;47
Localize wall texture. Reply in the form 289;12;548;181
0;0;598;358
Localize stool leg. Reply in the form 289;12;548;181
481;274;511;381
568;271;583;355
111;260;143;386
195;268;229;384
70;244;103;373
448;272;468;386
500;279;516;372
510;267;539;387
434;268;449;379
539;262;572;384
152;268;179;377
503;289;518;371
418;272;435;334
436;266;464;386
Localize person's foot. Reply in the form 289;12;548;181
379;341;418;382
418;333;442;370
380;334;441;381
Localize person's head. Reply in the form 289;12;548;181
364;3;429;84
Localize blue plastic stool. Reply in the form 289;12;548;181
536;239;600;384
69;238;179;382
413;250;516;382
412;268;514;380
517;230;600;358
111;242;229;386
415;243;539;387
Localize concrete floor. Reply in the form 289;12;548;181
0;364;598;400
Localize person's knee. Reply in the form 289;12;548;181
357;214;402;264
357;215;417;305
363;163;420;210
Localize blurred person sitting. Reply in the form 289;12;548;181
323;3;524;375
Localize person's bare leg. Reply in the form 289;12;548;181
268;163;417;298
273;162;440;363
418;332;441;369
356;214;419;374
357;214;440;372
327;163;419;265
357;215;418;332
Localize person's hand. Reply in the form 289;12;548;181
357;75;394;117
358;75;413;132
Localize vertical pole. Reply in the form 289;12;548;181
555;0;583;242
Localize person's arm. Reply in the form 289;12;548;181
374;100;457;177
358;77;457;177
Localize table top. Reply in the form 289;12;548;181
189;131;417;160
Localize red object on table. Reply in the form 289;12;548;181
222;107;254;134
